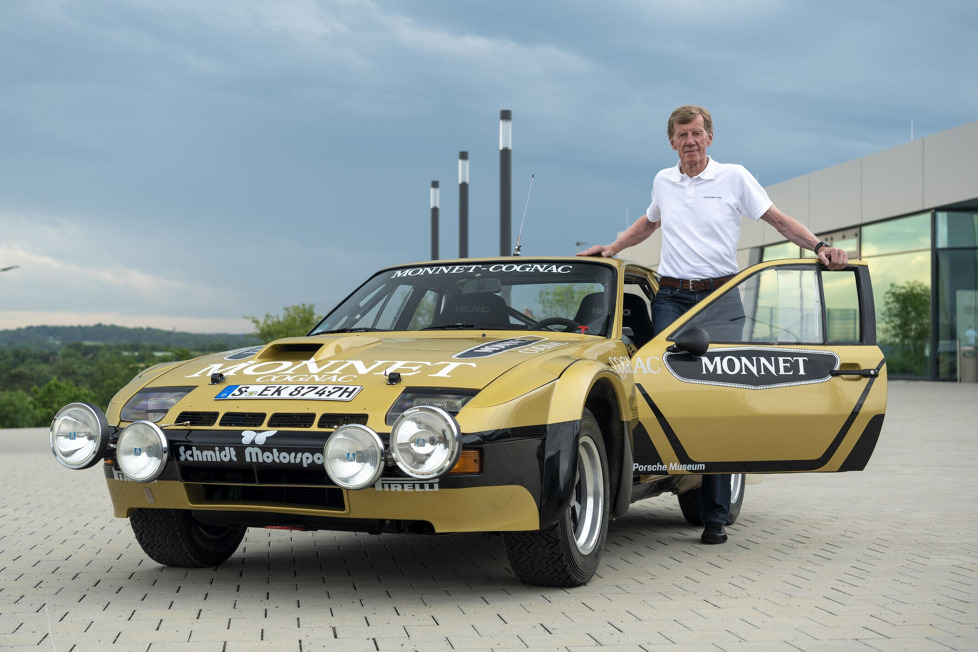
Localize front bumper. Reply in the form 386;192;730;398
103;427;547;533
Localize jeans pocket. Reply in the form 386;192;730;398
656;286;677;299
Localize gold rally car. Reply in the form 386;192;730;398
51;256;887;586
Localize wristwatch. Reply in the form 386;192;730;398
814;241;830;255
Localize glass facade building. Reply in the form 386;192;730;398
758;210;978;380
625;120;978;382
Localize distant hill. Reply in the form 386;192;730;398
0;324;261;351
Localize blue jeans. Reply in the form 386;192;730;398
652;286;731;527
651;286;713;337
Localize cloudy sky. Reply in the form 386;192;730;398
2;0;976;334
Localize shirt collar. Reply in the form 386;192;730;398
667;156;717;182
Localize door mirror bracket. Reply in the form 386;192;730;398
667;327;710;357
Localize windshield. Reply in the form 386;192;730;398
311;260;617;336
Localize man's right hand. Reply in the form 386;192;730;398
577;216;658;258
577;244;615;257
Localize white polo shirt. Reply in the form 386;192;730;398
645;157;772;280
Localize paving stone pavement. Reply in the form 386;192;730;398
1;380;975;651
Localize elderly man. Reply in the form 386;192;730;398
579;105;848;544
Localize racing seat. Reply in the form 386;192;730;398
433;292;511;329
574;292;610;334
622;294;654;348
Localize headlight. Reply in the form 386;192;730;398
385;389;476;425
120;387;194;423
116;421;169;482
390;406;460;479
50;402;109;470
323;424;386;490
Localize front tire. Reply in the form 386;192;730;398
130;509;246;567
503;409;610;587
677;473;745;526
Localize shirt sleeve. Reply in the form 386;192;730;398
737;166;774;220
645;175;662;223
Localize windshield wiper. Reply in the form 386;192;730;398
423;323;477;330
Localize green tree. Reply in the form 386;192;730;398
0;389;38;429
538;284;599;320
246;304;318;343
880;280;930;375
54;341;96;389
90;347;166;408
31;377;98;426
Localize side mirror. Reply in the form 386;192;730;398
669;327;710;356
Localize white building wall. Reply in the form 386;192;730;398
622;120;978;269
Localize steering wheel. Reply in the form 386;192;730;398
533;317;581;332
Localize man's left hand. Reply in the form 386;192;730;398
818;246;848;270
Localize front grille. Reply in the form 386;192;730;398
220;412;266;427
318;413;369;429
255;468;329;485
171;410;368;430
178;466;329;486
181;467;256;484
201;484;345;511
268;413;316;428
176;411;218;427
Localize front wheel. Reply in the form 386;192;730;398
677;473;745;526
503;409;610;587
130;509;246;567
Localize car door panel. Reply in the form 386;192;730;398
630;261;887;475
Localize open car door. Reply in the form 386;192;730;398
630;260;887;475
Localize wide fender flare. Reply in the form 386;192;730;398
538;360;631;527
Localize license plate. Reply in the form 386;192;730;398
215;384;362;401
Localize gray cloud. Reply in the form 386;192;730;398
1;0;975;331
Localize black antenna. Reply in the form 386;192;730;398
512;174;534;256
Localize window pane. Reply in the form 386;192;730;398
868;251;931;376
937;211;978;249
803;228;860;259
375;285;413;329
937;249;978;380
511;282;606;324
823;271;860;343
407;291;439;330
680;266;822;344
862;213;930;257
762;241;800;262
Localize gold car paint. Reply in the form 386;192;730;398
105;360;185;423
345;484;539;531
99;257;887;531
629;260;887;474
458;381;558;433
257;334;382;360
634;349;887;467
103;327;629;531
105;477;540;532
544;355;632;426
115;330;629;433
143;332;575;390
455;338;637;436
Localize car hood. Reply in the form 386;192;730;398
114;333;595;421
